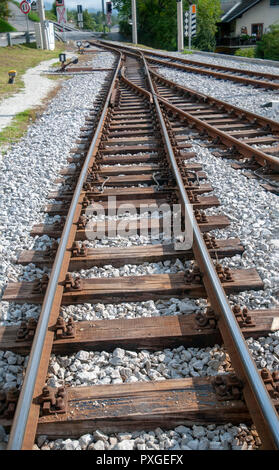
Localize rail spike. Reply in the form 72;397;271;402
38;386;67;416
211;374;244;401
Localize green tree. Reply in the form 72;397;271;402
0;0;10;20
82;9;97;30
256;24;279;61
114;0;189;50
51;1;56;17
193;0;222;51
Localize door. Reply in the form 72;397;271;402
251;23;264;39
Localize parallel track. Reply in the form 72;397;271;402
101;42;279;92
1;44;279;450
98;41;279;191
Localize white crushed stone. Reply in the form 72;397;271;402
187;142;279;310
0;53;115;326
0;422;260;450
0;350;26;391
61;298;204;322
157;66;279;122
71;258;193;280
47;345;231;388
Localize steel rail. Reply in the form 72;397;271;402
150;68;279;132
137;52;279;449
156;93;279;171
141;49;279;82
97;40;279;90
145;55;279;91
96;41;279;131
7;52;123;450
96;40;279;171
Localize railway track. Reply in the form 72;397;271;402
101;42;279;92
1;44;279;450
97;41;279;193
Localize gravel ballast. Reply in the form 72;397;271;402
0;422;260;450
0;52;115;327
157;66;279;121
0;46;278;450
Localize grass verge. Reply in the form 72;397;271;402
0;109;36;146
0;77;68;151
0;42;65;103
0;18;17;32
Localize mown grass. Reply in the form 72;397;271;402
0;18;17;32
0;75;69;149
0;109;36;145
0;42;65;103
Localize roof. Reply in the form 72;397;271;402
221;0;262;22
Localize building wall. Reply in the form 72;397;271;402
235;0;279;35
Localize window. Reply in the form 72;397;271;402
251;23;263;39
270;0;279;6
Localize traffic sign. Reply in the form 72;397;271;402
20;0;31;14
56;5;67;24
184;11;189;36
191;10;197;37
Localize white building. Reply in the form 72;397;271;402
218;0;279;46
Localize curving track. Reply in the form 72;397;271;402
0;43;279;450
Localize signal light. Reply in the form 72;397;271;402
106;1;112;14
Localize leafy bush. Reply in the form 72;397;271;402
27;12;40;22
45;10;57;21
234;48;255;58
0;18;17;32
193;0;222;52
0;0;10;20
256;25;279;61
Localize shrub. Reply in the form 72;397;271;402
255;25;279;61
27;12;40;22
234;48;255;58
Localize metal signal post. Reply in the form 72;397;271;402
131;0;138;44
177;0;184;52
37;0;48;49
186;4;197;51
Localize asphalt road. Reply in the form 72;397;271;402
8;1;35;32
0;20;126;47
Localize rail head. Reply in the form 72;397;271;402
7;49;123;451
139;52;279;450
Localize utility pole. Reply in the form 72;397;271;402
37;0;48;49
102;0;105;34
131;0;137;44
177;0;184;52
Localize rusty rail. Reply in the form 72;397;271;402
97;39;279;91
108;47;279;449
7;50;123;450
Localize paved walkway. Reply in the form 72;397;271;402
0;58;60;132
